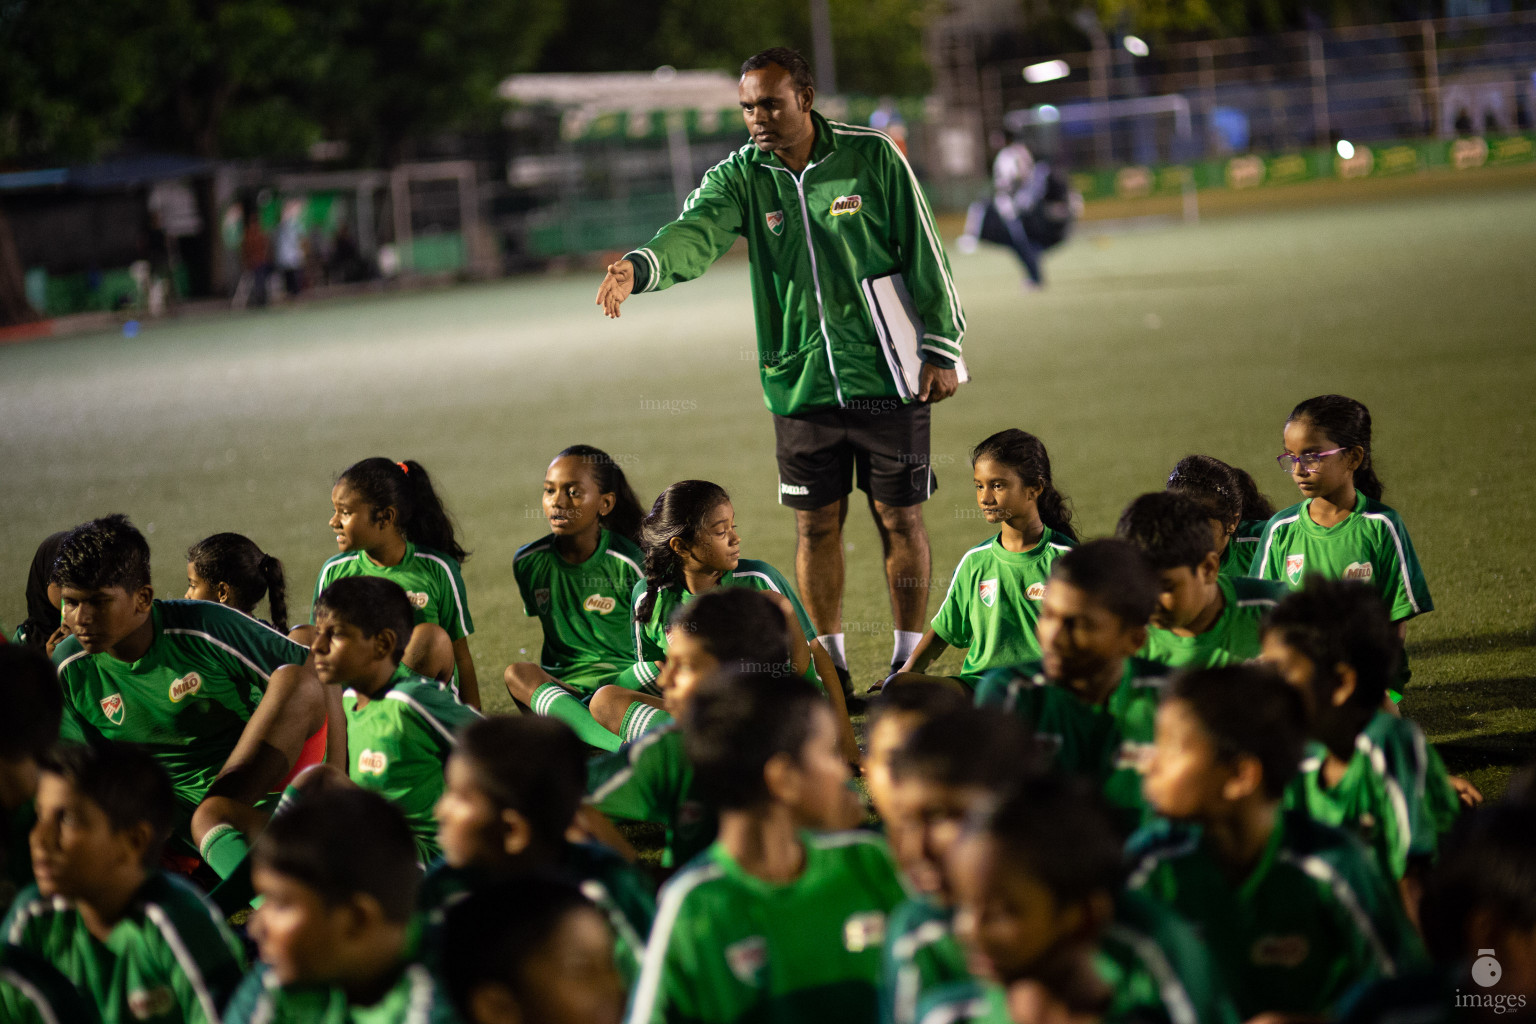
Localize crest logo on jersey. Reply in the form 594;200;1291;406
357;749;389;775
843;911;887;952
726;936;768;984
128;986;175;1020
168;672;203;703
765;210;785;235
979;578;999;608
100;692;125;726
1285;554;1305;585
584;594;618;615
1114;741;1153;772
535;588;551;613
830;194;863;216
1026;582;1047;601
406;591;429;610
1343;561;1374;582
1251;934;1310;968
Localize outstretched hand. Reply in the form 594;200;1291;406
596;260;635;318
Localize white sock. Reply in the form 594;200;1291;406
892;630;922;668
817;633;848;671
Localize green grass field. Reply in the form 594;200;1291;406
3;183;1534;795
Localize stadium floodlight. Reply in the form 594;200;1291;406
1037;104;1061;122
1124;35;1150;57
1024;60;1071;84
1336;140;1356;158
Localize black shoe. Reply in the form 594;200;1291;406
836;666;869;714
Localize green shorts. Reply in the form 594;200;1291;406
555;661;659;700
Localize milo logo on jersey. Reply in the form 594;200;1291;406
726;935;768;985
1285;554;1305;585
1251;934;1310;968
1026;582;1047;601
830;194;863;216
169;672;202;703
843;911;886;952
1114;741;1153;772
100;692;125;725
128;985;176;1020
357;749;389;775
584;594;618;615
979;578;999;608
1343;561;1374;582
406;591;429;610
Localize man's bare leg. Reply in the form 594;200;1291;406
871;498;932;680
795;498;851;694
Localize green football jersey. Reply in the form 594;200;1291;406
514;529;645;683
1127;809;1425;1018
313;542;474;641
1251;495;1432;621
223;961;462;1024
1285;712;1459;880
418;841;656;985
627;831;907;1024
929;530;1076;676
1219;520;1267;579
974;658;1169;829
588;725;714;869
52;600;308;822
882;897;969;1024
3;800;37;912
0;943;101;1024
345;664;480;864
2;872;247;1024
910;981;1008;1024
1140;576;1287;670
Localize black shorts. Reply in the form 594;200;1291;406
772;400;936;510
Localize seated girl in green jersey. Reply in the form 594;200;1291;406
586;588;803;871
311;576;480;864
1251;395;1432;698
310;457;481;707
1116;491;1286;669
0;645;64;910
627;672;895;1024
50;514;327;889
225;787;461;1024
441;876;625;1024
426;716;655;986
3;742;248;1024
1165;454;1274;579
593;479;857;761
942;774;1238;1024
1261;578;1463;898
1131;665;1425;1019
502;445;648;752
885;429;1077;695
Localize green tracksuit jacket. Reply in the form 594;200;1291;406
623;110;966;416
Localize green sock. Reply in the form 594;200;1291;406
531;683;622;752
620;702;673;742
199;824;251;880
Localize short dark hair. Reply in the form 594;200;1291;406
41;742;174;864
1263;577;1397;710
741;47;814;92
1049;539;1157;626
1168;665;1307;799
51;514;151;593
441;875;602;1016
866;681;969;734
314;577;414;662
1116;491;1218;573
670;589;792;673
979;773;1125;903
0;645;64;760
1165;455;1243;533
889;706;1042;792
685;671;825;810
1421;803;1536;965
253;787;419;922
456;716;586;843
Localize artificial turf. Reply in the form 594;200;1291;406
3;181;1533;796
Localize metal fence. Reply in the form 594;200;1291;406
983;10;1536;169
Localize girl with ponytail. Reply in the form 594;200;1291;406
186;532;292;631
312;457;481;707
1253;395;1432;698
883;427;1078;694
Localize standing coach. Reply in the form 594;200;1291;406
596;46;966;699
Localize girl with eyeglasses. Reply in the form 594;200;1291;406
1250;395;1431;699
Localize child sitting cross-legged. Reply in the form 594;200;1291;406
2;741;247;1024
627;672;895;1024
425;715;655;986
942;773;1237;1024
224;786;462;1023
1131;664;1425;1019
